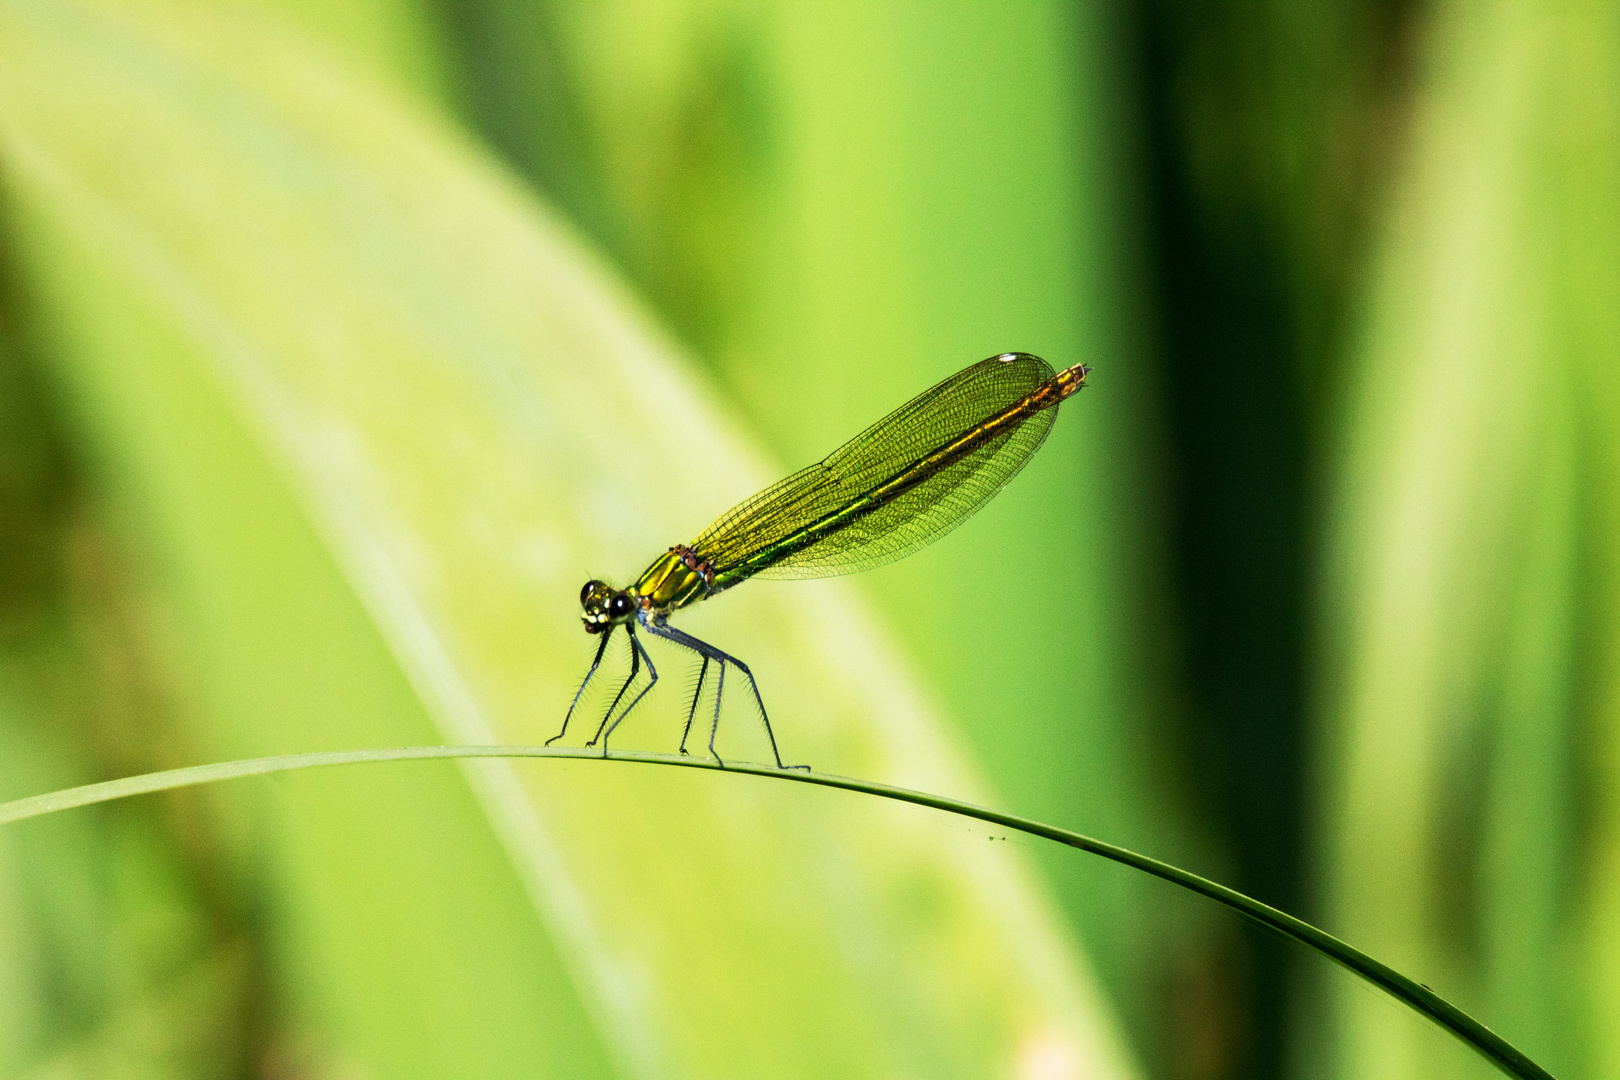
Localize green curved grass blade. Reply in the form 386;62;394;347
0;1;1132;1076
0;748;1556;1080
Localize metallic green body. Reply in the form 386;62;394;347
635;549;710;612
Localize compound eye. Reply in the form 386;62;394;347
609;594;633;618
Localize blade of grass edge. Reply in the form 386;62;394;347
0;747;1554;1080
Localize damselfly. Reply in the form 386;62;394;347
548;353;1090;768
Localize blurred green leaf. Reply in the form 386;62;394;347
1321;0;1620;1076
0;282;268;1078
0;0;1135;1076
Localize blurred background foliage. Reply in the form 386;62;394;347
0;0;1615;1078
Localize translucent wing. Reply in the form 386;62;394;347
692;354;1063;584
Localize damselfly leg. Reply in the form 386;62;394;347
679;655;711;756
593;627;658;755
643;617;806;770
547;625;613;746
546;625;658;757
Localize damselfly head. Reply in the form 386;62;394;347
579;580;635;634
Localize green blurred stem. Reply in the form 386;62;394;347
0;745;1551;1080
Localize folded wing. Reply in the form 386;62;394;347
693;353;1064;584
